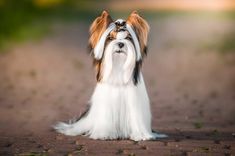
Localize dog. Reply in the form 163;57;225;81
54;11;167;141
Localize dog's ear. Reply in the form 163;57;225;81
127;11;149;56
89;11;113;49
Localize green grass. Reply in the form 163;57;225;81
193;122;203;129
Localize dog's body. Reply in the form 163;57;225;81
54;11;166;141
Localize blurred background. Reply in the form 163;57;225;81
0;0;235;155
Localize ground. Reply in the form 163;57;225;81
0;15;235;156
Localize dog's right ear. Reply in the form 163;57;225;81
89;11;113;50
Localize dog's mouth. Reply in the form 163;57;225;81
115;50;126;55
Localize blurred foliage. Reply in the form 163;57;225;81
0;0;105;51
0;0;235;53
203;30;235;54
217;31;235;53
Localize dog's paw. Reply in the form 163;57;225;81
153;132;168;139
130;132;168;141
130;134;154;141
53;122;77;136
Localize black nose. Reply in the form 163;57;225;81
118;42;124;48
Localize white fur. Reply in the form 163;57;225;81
54;75;166;140
116;31;128;40
126;24;142;61
54;21;167;141
94;23;116;60
101;38;135;85
115;19;125;24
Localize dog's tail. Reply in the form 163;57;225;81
53;117;89;136
53;106;91;136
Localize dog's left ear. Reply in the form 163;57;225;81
127;11;150;56
89;11;113;50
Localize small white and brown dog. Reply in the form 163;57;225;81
54;11;167;141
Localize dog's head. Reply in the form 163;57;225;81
88;11;149;85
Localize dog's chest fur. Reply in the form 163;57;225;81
107;53;127;85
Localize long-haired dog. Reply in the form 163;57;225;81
54;11;167;141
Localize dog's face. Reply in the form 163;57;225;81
105;20;130;56
88;11;149;85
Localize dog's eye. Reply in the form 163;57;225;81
126;36;132;41
107;36;114;40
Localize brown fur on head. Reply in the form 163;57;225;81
127;11;150;56
89;11;113;50
89;11;149;84
89;11;113;81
